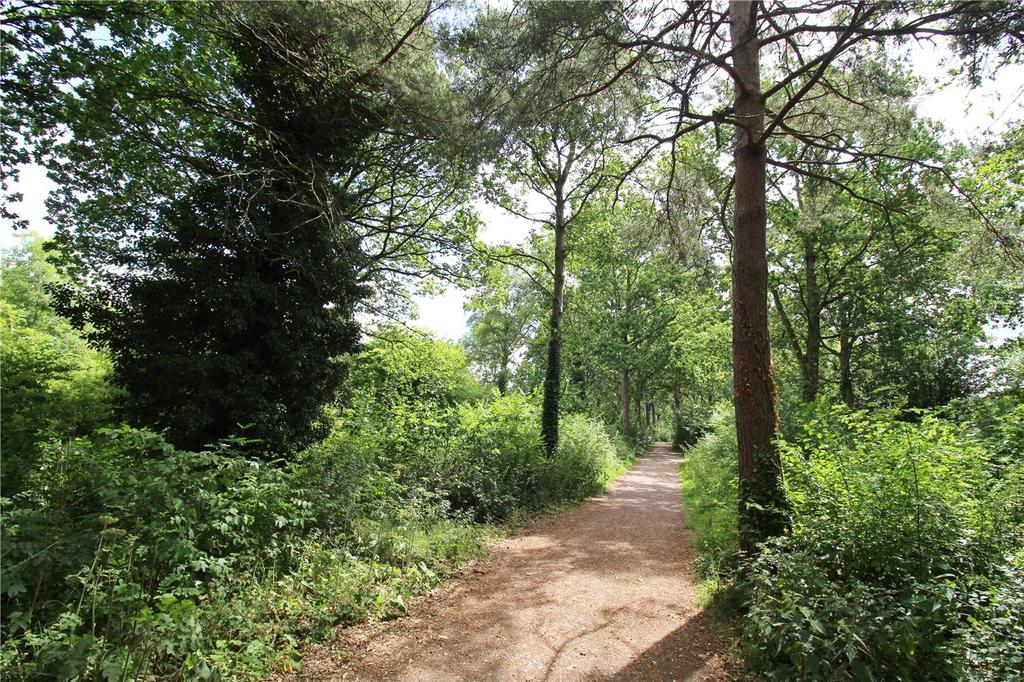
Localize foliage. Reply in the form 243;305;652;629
5;2;1024;679
0;427;487;679
680;399;1023;679
462;264;535;395
678;406;739;579
6;0;475;453
0;303;629;679
0;237;123;494
743;403;1024;680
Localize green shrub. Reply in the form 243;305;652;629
745;542;962;681
742;403;1024;680
449;397;627;520
955;552;1024;681
547;414;627;501
1;429;310;678
943;395;1024;467
338;327;477;487
678;406;739;579
0;426;488;680
0;248;123;496
0;310;636;679
449;393;545;519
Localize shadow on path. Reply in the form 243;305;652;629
290;443;731;681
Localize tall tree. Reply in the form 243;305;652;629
461;2;643;452
727;0;788;550
572;0;1024;552
6;1;474;452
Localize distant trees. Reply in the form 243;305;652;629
766;58;960;406
564;194;693;435
570;0;1024;552
463;265;534;395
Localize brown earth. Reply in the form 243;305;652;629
288;442;732;681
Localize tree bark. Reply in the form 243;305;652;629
729;0;788;557
803;236;821;402
621;367;631;433
634;383;642;432
541;185;567;455
839;328;855;407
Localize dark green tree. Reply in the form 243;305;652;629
7;1;473;452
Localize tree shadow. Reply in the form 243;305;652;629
600;610;727;681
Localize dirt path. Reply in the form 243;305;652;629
293;443;731;681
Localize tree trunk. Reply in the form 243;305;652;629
803;236;821;402
634;384;642;432
729;0;788;557
839;329;855;407
621;367;631;433
541;190;567;455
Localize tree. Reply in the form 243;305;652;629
0;236;121;493
6;1;475;452
564;193;693;435
574;0;1024;552
461;2;644;453
766;57;940;403
463;265;534;394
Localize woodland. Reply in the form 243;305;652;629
1;1;1023;679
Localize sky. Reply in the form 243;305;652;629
3;41;1022;342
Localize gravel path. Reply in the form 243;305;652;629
292;442;731;681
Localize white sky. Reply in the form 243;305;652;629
3;43;1022;342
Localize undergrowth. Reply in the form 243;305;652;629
1;329;637;680
678;399;1024;681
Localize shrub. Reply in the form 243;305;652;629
449;397;628;520
742;403;1024;680
0;314;636;678
0;427;487;680
678;406;739;578
1;429;311;679
547;414;627;502
744;542;962;681
449;393;545;519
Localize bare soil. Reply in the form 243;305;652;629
288;442;732;681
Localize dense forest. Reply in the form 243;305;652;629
1;1;1022;679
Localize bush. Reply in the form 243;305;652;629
0;427;487;680
678;407;739;579
547;414;628;502
744;542;963;681
449;397;629;520
0;308;636;679
449;393;545;519
742;403;1024;680
0;239;123;496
